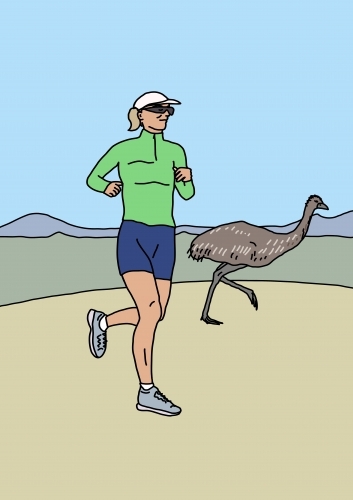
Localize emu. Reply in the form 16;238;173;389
188;195;329;325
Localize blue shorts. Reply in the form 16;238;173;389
117;220;176;280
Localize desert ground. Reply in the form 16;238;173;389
1;281;353;499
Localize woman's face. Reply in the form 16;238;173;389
138;103;172;133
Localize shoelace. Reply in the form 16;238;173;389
155;390;173;405
97;332;107;351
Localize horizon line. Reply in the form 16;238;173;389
1;209;353;231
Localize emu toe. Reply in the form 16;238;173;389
250;292;258;310
201;315;223;326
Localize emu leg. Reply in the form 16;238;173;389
201;264;246;325
201;277;223;325
221;277;258;310
201;263;226;325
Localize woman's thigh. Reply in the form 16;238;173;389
122;271;161;319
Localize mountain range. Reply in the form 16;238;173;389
0;212;352;237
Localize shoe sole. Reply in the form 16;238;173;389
136;404;181;416
87;309;99;358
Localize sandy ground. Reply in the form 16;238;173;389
1;281;353;499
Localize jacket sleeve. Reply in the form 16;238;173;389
86;144;121;193
173;145;195;200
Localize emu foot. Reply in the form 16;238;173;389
248;291;258;310
201;315;223;326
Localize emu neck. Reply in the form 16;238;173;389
293;204;314;242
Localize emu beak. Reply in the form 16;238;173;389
317;203;329;210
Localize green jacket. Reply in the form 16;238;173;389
87;130;195;227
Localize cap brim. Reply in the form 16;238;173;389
157;99;181;105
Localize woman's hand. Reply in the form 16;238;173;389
173;167;192;182
104;181;122;197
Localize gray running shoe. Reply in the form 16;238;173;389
136;386;182;416
87;309;107;358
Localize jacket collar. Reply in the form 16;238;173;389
139;129;165;143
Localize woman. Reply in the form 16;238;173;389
86;91;195;417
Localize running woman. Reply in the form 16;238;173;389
86;91;195;416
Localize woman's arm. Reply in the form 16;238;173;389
173;145;195;200
86;144;121;193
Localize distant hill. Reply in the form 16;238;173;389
0;211;353;238
264;210;353;237
0;214;210;237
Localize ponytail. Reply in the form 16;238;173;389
127;107;141;131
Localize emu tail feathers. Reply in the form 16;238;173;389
187;243;203;262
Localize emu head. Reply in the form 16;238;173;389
306;195;329;212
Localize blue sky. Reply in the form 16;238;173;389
1;0;352;228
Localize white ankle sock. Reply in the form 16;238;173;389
141;383;154;390
99;315;108;331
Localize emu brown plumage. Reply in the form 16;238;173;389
188;195;329;325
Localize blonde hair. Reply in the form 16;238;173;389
127;107;141;131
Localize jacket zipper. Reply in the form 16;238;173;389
153;134;157;161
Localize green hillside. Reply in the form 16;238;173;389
0;234;352;306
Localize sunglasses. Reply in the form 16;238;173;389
142;105;175;115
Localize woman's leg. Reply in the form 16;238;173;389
121;271;162;384
107;221;174;329
106;278;172;327
106;307;139;327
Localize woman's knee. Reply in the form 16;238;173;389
139;299;162;322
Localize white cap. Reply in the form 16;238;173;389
133;91;181;110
